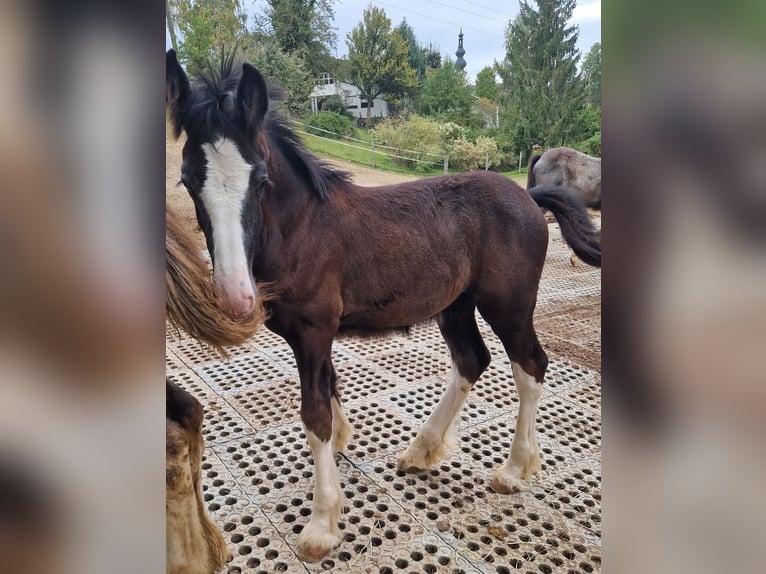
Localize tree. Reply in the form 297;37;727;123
240;36;314;116
475;66;499;102
345;5;418;122
167;0;179;52
397;19;426;87
417;60;474;126
175;0;248;75
261;0;338;76
422;43;442;70
497;0;583;149
581;42;601;108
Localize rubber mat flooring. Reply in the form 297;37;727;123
166;224;601;573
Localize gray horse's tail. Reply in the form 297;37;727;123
527;153;543;189
528;184;601;267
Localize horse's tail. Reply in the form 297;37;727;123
166;206;267;357
527;153;543;189
528;184;601;267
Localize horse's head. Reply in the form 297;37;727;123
166;49;271;318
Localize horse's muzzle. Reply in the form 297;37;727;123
214;281;256;318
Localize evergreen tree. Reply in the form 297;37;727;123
497;0;583;150
397;19;426;87
422;43;442;70
475;66;499;102
581;42;601;108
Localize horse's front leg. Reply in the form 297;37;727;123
291;332;351;562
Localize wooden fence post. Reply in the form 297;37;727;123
444;154;449;174
371;136;375;169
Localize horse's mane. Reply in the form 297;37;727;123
266;115;352;200
186;52;351;200
183;51;242;144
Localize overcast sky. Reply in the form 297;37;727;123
330;0;601;82
168;1;601;83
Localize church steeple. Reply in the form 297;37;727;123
455;28;466;70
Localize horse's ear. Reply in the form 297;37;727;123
166;49;190;139
237;63;269;131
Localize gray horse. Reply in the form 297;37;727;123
528;147;601;209
528;147;601;265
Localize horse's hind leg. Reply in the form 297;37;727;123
398;294;490;472
482;311;549;493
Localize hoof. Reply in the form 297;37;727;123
296;542;332;563
491;472;527;494
396;448;432;473
397;434;449;472
296;528;340;563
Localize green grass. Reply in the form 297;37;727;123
298;127;530;185
298;129;446;177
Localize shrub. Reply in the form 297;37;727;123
373;115;444;171
474;136;499;169
448;136;499;171
438;122;467;152
320;95;352;119
583;131;601;157
306;112;355;139
449;138;481;170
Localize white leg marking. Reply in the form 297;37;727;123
331;396;353;451
492;362;543;493
398;362;471;471
297;429;342;562
200;138;257;314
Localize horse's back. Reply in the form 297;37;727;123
532;147;601;207
331;170;548;329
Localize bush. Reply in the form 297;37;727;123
373;115;444;171
583;131;601;157
448;136;499;171
306;112;355;139
320;95;352;119
475;136;499;169
449;138;481;170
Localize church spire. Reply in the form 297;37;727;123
455;28;466;70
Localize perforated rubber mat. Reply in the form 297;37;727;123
167;222;601;573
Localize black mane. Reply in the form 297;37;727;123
186;52;351;200
266;116;352;200
183;51;242;144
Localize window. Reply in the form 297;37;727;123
318;72;334;85
361;101;374;109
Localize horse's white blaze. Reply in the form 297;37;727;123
299;430;342;557
200;138;255;315
493;362;542;492
398;362;470;469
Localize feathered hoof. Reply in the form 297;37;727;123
296;527;340;563
490;472;528;494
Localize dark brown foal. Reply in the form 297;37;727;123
166;49;600;562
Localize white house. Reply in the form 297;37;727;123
310;73;389;123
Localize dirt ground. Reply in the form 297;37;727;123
166;133;601;373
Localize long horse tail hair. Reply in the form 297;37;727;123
527;153;543;189
166;206;269;357
528;185;601;267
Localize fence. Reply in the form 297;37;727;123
292;119;445;172
291;120;513;174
